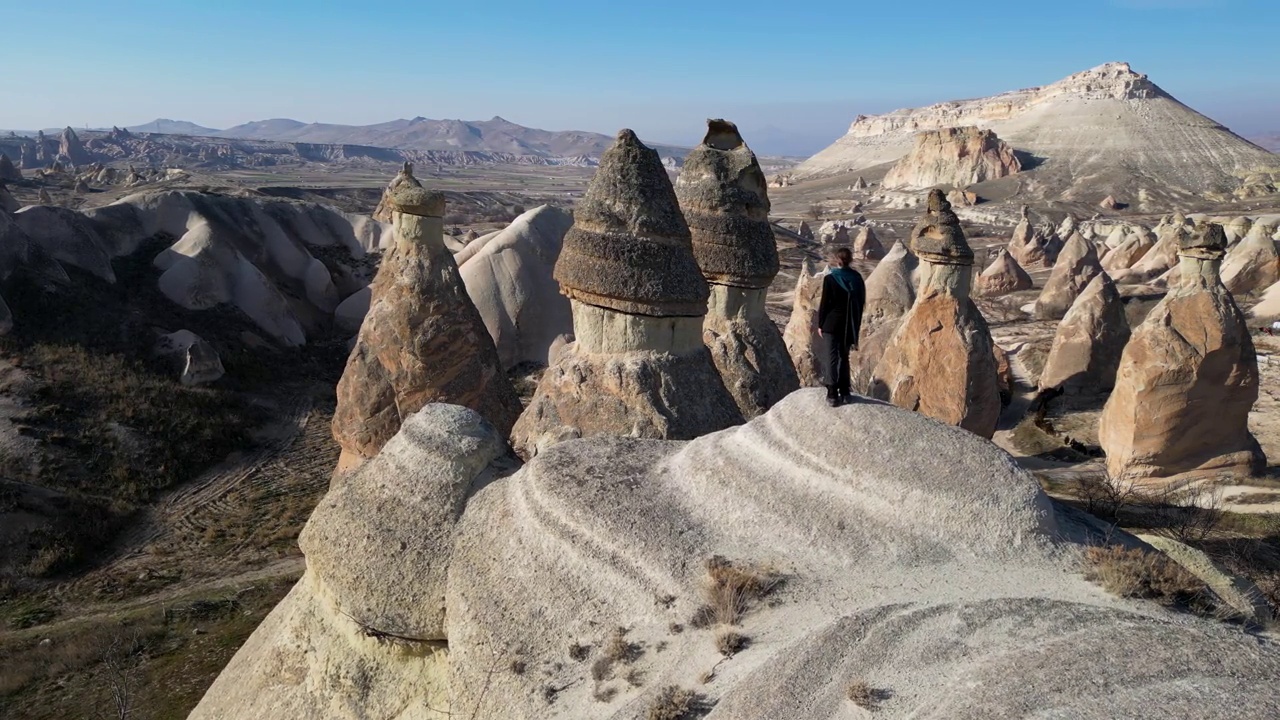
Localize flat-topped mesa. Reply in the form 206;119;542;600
332;166;521;472
1100;220;1264;485
676;119;797;417
512;129;742;456
871;190;1000;437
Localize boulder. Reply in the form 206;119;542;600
154;329;225;385
1034;232;1102;320
946;188;978;207
1220;220;1279;296
513;130;742;456
975;247;1033;296
457;205;575;369
333;170;523;469
871;190;1000;438
1100;223;1265;485
852;225;884;260
1037;272;1130;393
882;126;1021;189
676;119;798;417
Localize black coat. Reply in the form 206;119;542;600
817;268;866;348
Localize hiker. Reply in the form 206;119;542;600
816;247;866;407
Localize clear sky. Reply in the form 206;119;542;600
2;0;1277;155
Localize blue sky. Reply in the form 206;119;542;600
1;0;1276;155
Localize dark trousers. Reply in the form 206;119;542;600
824;329;853;398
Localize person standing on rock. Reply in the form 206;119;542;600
817;247;866;406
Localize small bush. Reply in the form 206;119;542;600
646;685;708;720
714;629;747;657
846;678;887;710
1083;545;1209;606
694;556;782;627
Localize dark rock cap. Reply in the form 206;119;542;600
910;189;974;265
554;129;708;317
675;119;778;289
390;183;445;217
1178;221;1228;259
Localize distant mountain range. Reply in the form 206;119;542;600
1251;133;1280;153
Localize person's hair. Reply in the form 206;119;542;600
832;247;852;268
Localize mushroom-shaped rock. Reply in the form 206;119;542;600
1034;232;1102;320
870;190;1000;437
512;130;742;455
975;247;1033;297
1220;221;1279;295
1057;213;1077;240
852;225;884;260
1100;223;1265;485
676;120;797;417
1038;272;1130;393
1224;216;1253;245
333;168;522;471
371;162;421;223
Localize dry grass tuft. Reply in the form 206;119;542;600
846;678;883;709
1083;545;1210;606
646;685;708;720
692;556;782;628
568;642;591;662
714;628;748;657
590;627;642;682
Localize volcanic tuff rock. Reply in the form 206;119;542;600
1220;220;1279;295
797;220;814;240
1113;214;1189;283
193;391;1280;720
1007;218;1059;269
371;162;419;223
795;63;1278;203
154;329;225;386
456;205;575;369
0;154;20;182
882;126;1021;190
1034;232;1102;320
0;185;17;214
333;173;522;468
783;259;826;386
1100;223;1265;484
677;120;797;417
852;225;885;259
553;129;708;317
512;130;741;455
1038;272;1130;393
975;247;1033;297
871;190;1000;437
1100;228;1156;272
58;126;91;166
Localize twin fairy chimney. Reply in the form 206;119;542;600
675;119;799;417
1100;222;1265;484
870;189;1000;438
331;164;522;472
511;129;742;456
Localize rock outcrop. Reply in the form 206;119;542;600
58;127;91;167
852;225;884;259
512;130;742;455
1100;223;1265;484
882;126;1021;190
1007;213;1059;269
154;329;225;386
1220;220;1279;296
782;260;826;386
676;120;798;418
797;220;813;240
193;391;1280;720
1034;232;1102;320
456;205;575;369
871;190;1000;437
1038;272;1130;393
333;169;522;470
975;247;1033;296
0;185;17;214
1100;195;1120;210
0;154;20;182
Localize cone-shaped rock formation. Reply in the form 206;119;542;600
783;259;825;386
332;167;522;471
976;247;1033;296
1034;231;1103;320
1100;223;1265;485
1038;272;1130;393
676;119;798;417
871;190;1000;437
0;154;20;183
512;130;742;455
852;225;885;260
1220;220;1279;296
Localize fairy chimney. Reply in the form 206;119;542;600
676;119;798;417
371;162;417;223
782;259;826;387
1034;232;1103;320
975;247;1033;297
870;190;1000;437
852;225;885;260
332;165;522;473
1099;222;1265;485
512;129;743;456
1038;272;1130;393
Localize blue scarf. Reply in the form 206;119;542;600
829;266;859;293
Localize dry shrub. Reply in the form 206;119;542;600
591;627;641;681
1075;475;1137;519
1083;545;1209;606
714;629;747;657
692;556;782;628
846;678;875;708
646;685;708;720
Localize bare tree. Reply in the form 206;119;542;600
99;629;141;720
807;203;824;221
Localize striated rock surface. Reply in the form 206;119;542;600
1220;220;1279;296
975;247;1033;296
1034;232;1102;320
677;120;797;417
194;391;1280;720
457;205;575;369
333;172;522;468
882;126;1021;190
1038;272;1130;393
871;190;999;437
1100;223;1265;484
513;130;741;455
